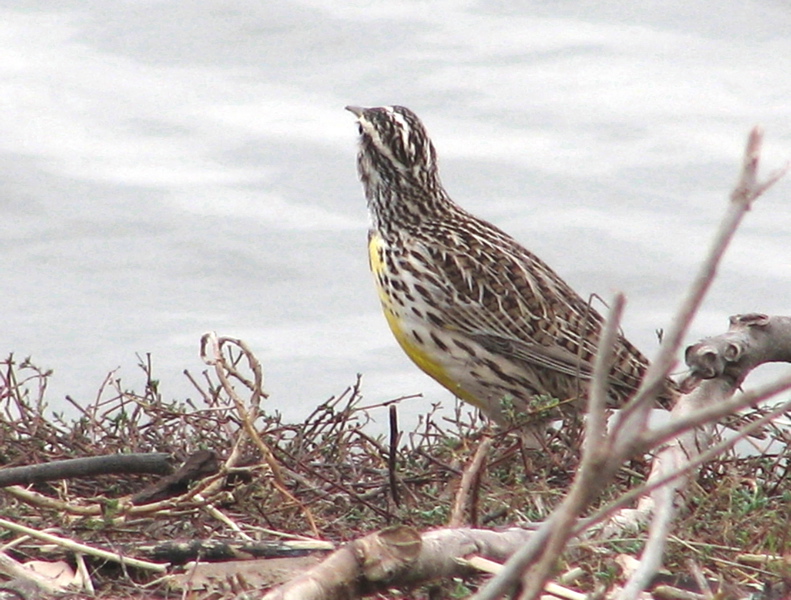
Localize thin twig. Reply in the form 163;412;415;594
449;436;493;528
581;395;791;535
471;127;788;600
388;404;401;508
471;295;628;600
614;127;788;457
201;332;319;536
0;518;167;573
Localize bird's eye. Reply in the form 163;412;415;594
357;124;363;135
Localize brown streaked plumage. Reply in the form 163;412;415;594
347;104;676;431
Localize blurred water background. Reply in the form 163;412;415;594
2;1;790;429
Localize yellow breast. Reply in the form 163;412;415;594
367;232;483;408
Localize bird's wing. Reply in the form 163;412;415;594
465;332;595;380
407;218;646;395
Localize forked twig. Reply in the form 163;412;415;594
200;332;319;536
472;127;788;600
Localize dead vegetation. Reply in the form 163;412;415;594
0;342;788;599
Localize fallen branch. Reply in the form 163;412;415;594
261;526;536;600
0;453;173;488
0;551;69;596
0;517;167;573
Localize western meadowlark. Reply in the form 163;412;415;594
346;105;676;435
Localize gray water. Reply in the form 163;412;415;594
2;1;790;428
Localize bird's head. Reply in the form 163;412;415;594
346;105;439;188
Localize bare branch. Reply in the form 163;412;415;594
680;314;791;391
0;453;173;488
0;518;166;573
449;436;493;528
201;331;319;536
613;128;788;458
615;311;791;595
586;294;625;451
472;294;628;600
471;127;788;600
261;527;536;600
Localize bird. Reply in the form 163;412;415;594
346;105;676;439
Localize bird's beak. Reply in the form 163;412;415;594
345;105;366;118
